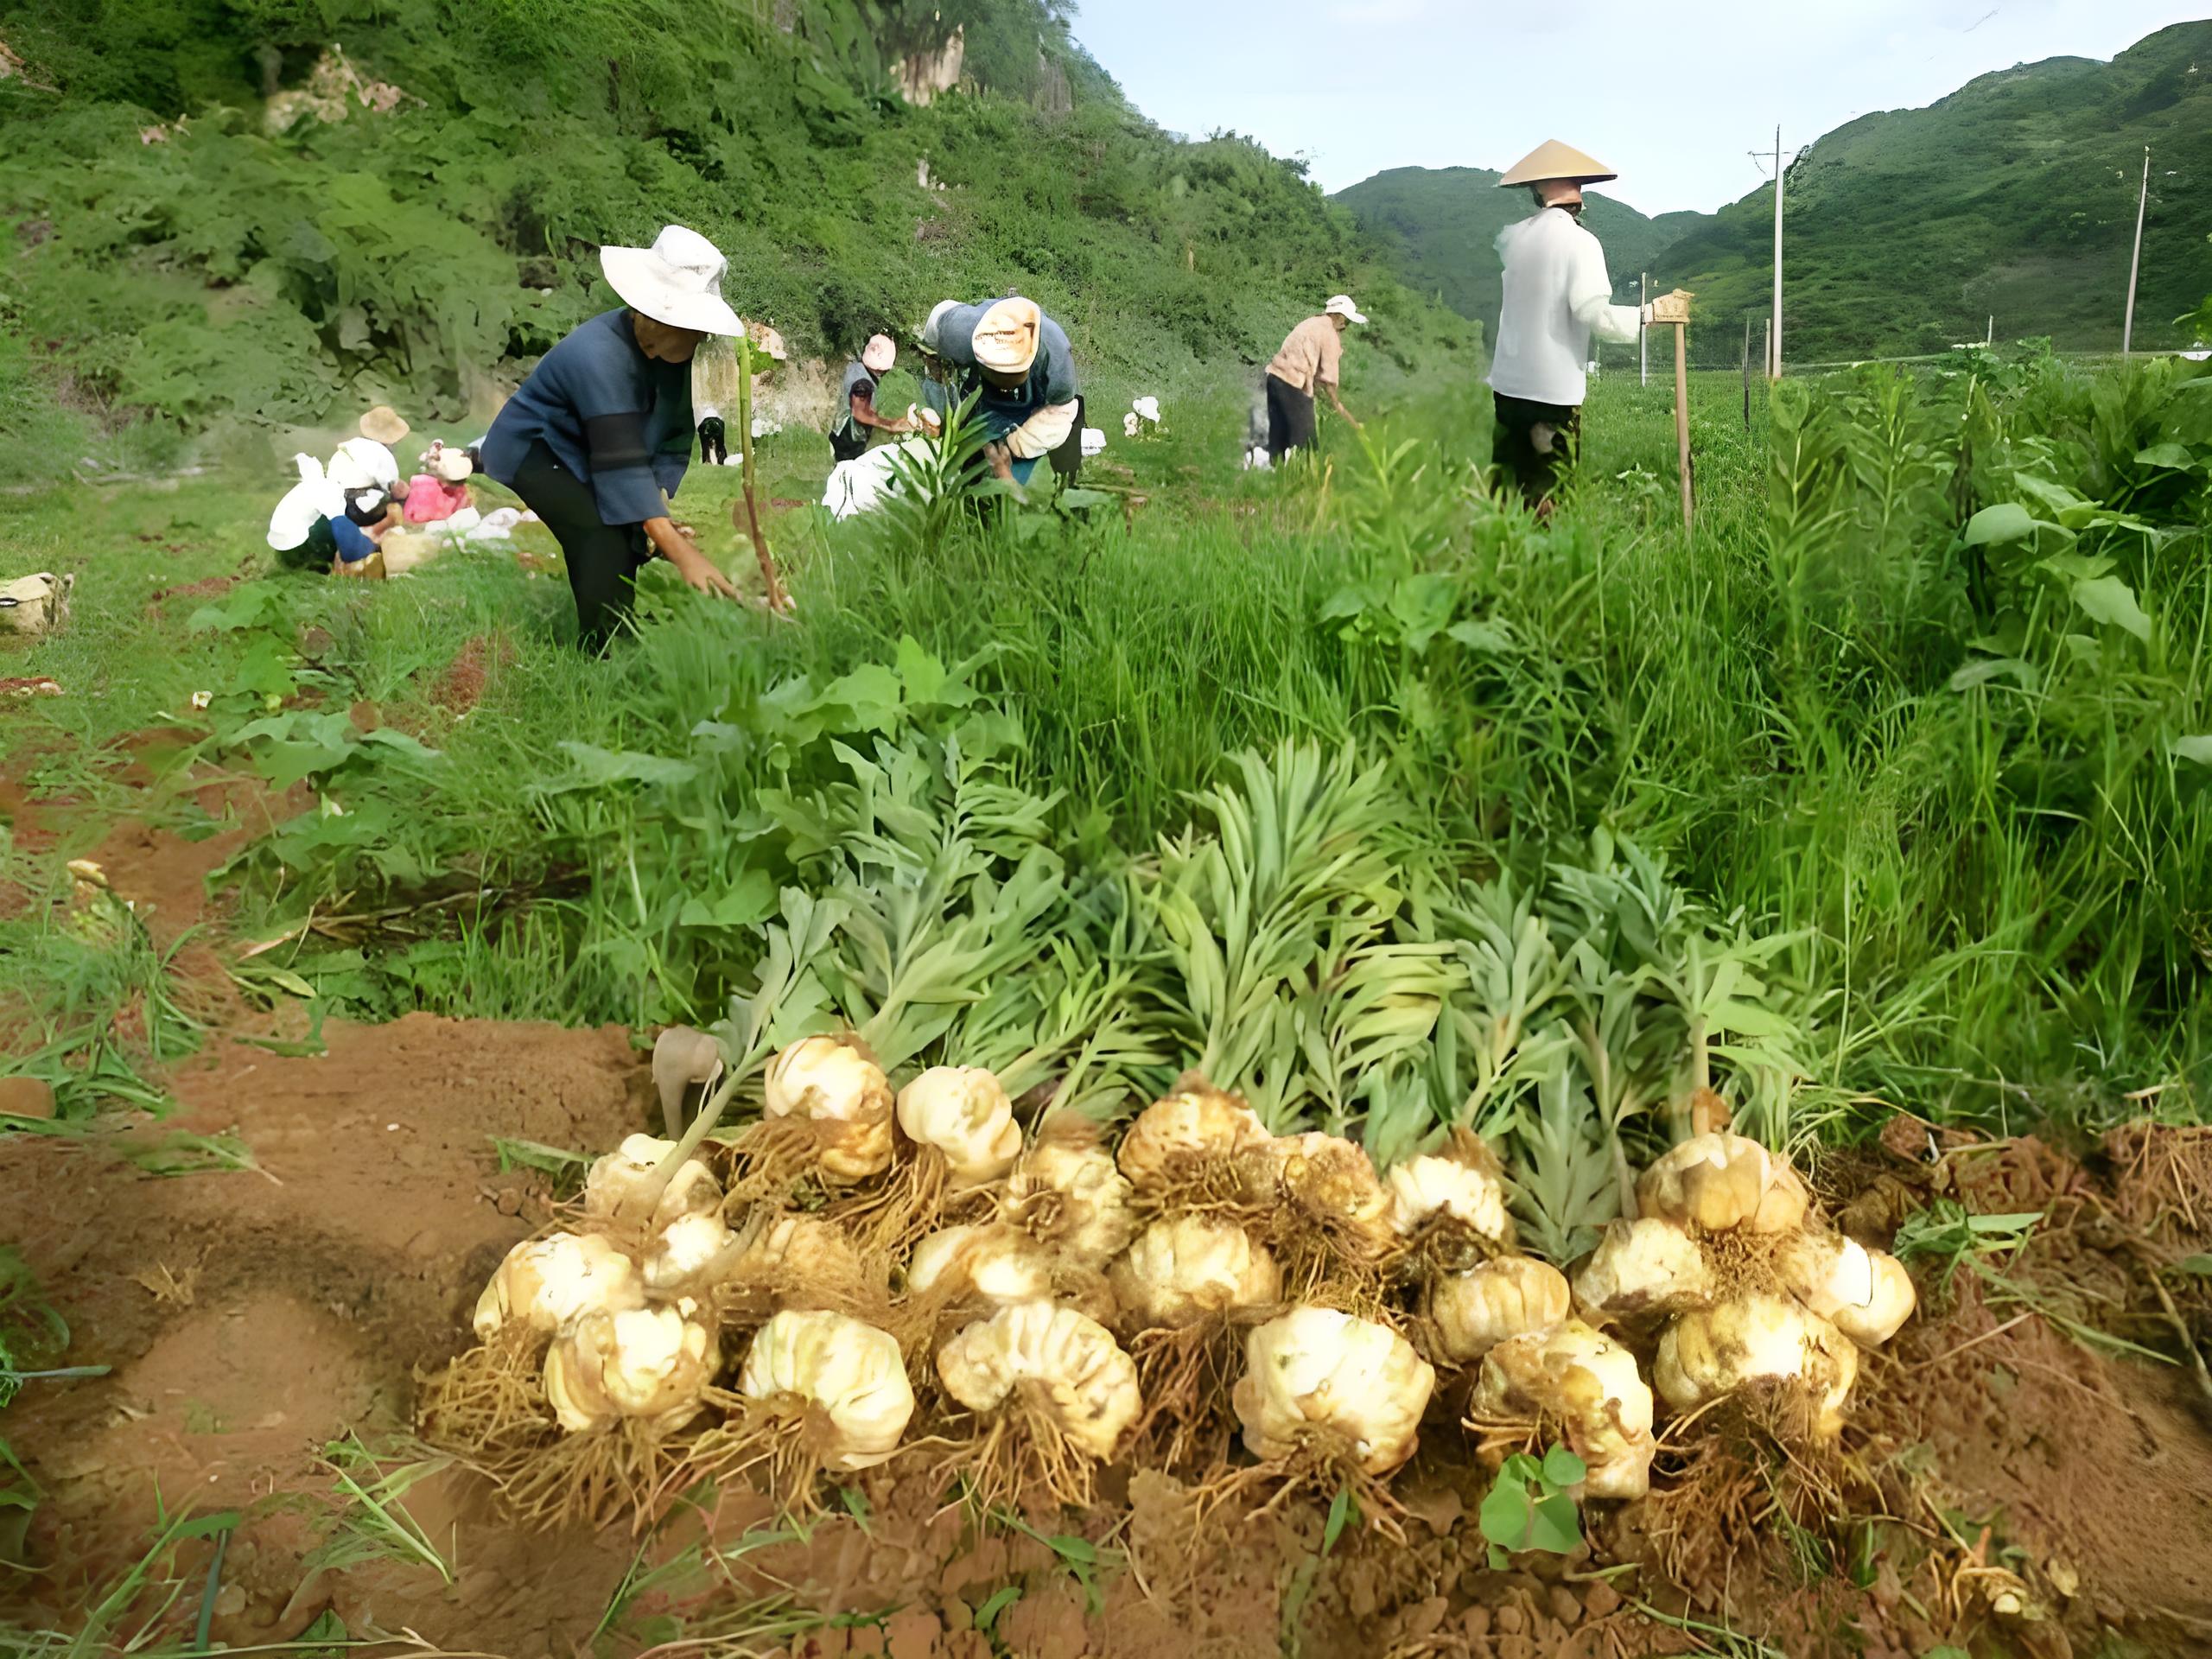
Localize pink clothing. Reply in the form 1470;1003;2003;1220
403;474;473;524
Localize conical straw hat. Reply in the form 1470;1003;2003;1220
1497;140;1617;187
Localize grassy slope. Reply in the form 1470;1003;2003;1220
0;0;1476;486
1332;166;1700;332
1655;21;2212;362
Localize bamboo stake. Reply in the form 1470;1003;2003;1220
2123;145;2151;356
1673;320;1692;534
731;331;790;613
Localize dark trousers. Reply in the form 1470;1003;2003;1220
698;416;727;467
829;426;869;465
1266;374;1316;458
1047;395;1087;481
1492;393;1582;512
507;440;650;653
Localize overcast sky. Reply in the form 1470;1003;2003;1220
1068;2;2209;214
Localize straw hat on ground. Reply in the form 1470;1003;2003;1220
600;225;742;336
1497;140;1617;187
861;334;897;374
972;297;1042;375
360;405;409;445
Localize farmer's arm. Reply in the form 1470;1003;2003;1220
1319;379;1361;429
851;388;912;434
1567;238;1644;346
642;514;738;598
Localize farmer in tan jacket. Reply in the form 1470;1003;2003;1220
1264;295;1366;460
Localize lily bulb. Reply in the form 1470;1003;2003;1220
1470;1319;1656;1499
474;1231;645;1341
1387;1153;1512;1243
1637;1133;1809;1236
1573;1217;1715;1325
896;1065;1021;1185
1233;1306;1434;1475
1654;1292;1859;1439
907;1224;1054;1305
646;1210;734;1294
583;1133;722;1228
729;1213;870;1304
1122;411;1140;438
763;1035;894;1183
1109;1216;1281;1329
543;1303;717;1433
937;1300;1142;1460
736;1309;916;1470
1116;1084;1272;1190
1432;1255;1571;1363
1005;1133;1138;1266
1272;1133;1395;1249
1780;1232;1916;1348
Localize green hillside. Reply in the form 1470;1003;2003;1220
0;0;1475;480
1654;21;2212;363
1332;166;1702;332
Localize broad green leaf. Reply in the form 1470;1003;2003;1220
1541;1445;1588;1489
1446;617;1516;654
974;1586;1020;1630
1046;1535;1101;1564
894;635;948;705
1948;657;2035;693
1529;1491;1582;1555
550;742;701;790
2070;575;2151;641
817;663;906;733
1058;487;1114;510
2166;737;2212;766
2134;442;2196;471
1478;1478;1531;1550
2012;473;2088;514
2176;1254;2212;1275
677;872;778;930
1961;502;2039;546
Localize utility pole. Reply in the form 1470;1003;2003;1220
1640;272;1649;388
2123;145;2151;355
1770;125;1783;378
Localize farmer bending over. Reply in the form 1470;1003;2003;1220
1489;139;1688;518
919;296;1081;486
830;334;917;465
1265;296;1366;461
479;225;747;651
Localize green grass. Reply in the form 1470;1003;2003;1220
3;348;2209;1184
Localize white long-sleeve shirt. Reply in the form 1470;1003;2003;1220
1487;207;1643;407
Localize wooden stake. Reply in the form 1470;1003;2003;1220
1770;125;1784;379
1742;315;1752;430
1673;320;1693;534
2123;145;2151;356
732;332;790;613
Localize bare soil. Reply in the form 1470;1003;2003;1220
4;810;2211;1657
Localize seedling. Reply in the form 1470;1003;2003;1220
1478;1443;1586;1568
1892;1200;2041;1291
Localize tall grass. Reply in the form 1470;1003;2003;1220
3;349;2206;1134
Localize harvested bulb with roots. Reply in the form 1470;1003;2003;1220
896;1065;1022;1185
474;1231;645;1341
1637;1133;1809;1235
907;1224;1055;1306
1655;1292;1859;1439
543;1303;717;1434
736;1309;916;1470
1573;1217;1715;1326
1270;1133;1396;1250
583;1134;722;1229
1779;1230;1917;1347
937;1300;1142;1460
1387;1152;1512;1243
1109;1215;1281;1329
1470;1318;1656;1499
645;1211;734;1295
1233;1306;1434;1475
1116;1085;1272;1190
1005;1135;1137;1267
1432;1255;1571;1362
763;1035;894;1184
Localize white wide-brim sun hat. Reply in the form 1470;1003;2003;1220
601;225;742;336
1325;294;1369;325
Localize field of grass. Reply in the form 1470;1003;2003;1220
7;341;2209;1135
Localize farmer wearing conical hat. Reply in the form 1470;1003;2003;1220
918;296;1081;486
1490;140;1689;516
480;225;752;649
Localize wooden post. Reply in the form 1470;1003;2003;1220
1673;320;1693;533
732;331;789;613
1640;271;1649;388
2123;145;2150;356
1742;315;1753;430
